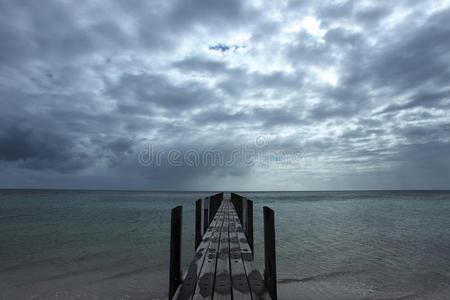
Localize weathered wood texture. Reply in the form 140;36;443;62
264;207;277;300
174;207;222;300
246;199;254;255
195;199;202;250
203;198;208;235
228;207;253;300
231;192;243;223
213;202;232;300
208;196;214;224
232;207;272;300
169;206;182;300
172;193;274;300
192;203;225;300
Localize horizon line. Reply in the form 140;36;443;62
1;187;449;192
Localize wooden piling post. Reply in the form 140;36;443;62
203;198;208;234
208;196;214;224
209;196;214;224
236;196;243;223
195;199;201;250
231;192;243;223
169;206;182;300
247;199;254;254
263;206;277;300
231;192;238;210
243;198;247;233
231;192;235;208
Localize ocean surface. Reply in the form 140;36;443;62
1;190;450;300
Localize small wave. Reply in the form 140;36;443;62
278;269;366;284
99;267;151;280
0;257;56;273
0;213;40;219
390;291;424;300
15;269;90;287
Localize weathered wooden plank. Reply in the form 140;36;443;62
192;202;226;300
169;206;183;300
228;205;252;300
213;201;232;300
173;196;274;300
174;205;222;300
232;210;272;300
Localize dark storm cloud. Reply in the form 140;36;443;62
0;125;92;173
0;0;449;189
0;126;71;162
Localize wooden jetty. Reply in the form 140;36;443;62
168;192;276;300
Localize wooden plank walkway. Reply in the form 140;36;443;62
173;199;272;300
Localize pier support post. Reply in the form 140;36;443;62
208;196;214;225
231;192;238;211
231;193;243;222
263;206;277;300
195;199;201;250
209;196;215;224
169;206;182;300
247;199;254;254
236;196;243;223
203;198;208;234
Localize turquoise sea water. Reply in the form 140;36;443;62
1;190;450;299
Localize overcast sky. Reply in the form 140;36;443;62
1;0;450;190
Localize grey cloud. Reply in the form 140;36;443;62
378;89;450;114
317;0;355;22
394;124;450;144
285;31;334;67
1;0;450;189
0;125;92;173
192;106;303;129
173;55;303;93
172;56;227;75
354;6;390;26
192;108;249;125
368;8;450;91
168;0;257;30
324;28;365;48
317;1;391;28
0;1;94;65
107;73;216;112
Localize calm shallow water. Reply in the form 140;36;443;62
1;190;450;299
